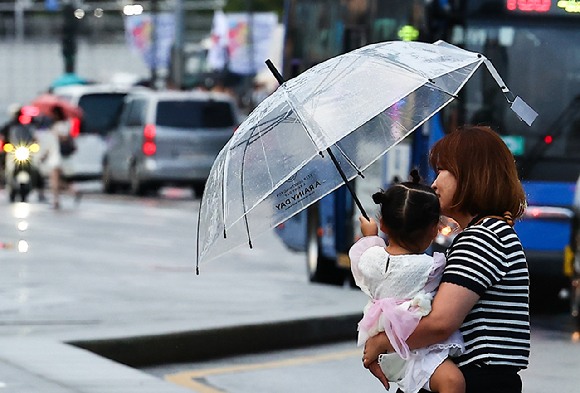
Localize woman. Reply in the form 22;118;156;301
43;105;80;209
362;125;530;393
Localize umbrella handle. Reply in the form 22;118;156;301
265;59;370;222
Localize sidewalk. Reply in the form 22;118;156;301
0;194;368;392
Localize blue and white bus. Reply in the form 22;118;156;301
277;0;580;308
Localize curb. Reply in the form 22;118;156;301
69;314;363;368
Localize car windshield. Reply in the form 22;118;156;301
156;100;235;129
78;93;127;136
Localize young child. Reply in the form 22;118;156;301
349;169;465;393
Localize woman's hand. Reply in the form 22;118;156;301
363;332;393;368
360;216;379;237
367;360;390;390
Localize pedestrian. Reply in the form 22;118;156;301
41;105;81;209
362;125;529;393
349;169;465;393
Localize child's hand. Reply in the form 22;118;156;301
367;361;390;390
360;216;378;237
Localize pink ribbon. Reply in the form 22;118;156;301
358;298;422;360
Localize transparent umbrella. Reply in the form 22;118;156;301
196;40;536;268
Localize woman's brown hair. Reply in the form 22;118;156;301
428;125;527;220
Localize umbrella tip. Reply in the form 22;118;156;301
196;265;200;275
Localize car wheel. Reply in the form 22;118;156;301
306;204;346;285
102;161;117;194
129;165;147;196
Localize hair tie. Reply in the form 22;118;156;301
503;211;514;226
372;191;385;205
409;168;421;184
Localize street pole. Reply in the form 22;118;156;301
171;0;185;89
247;0;254;75
62;2;78;74
150;0;158;89
15;0;24;42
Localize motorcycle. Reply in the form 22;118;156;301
3;141;40;203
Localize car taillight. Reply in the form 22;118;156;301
143;124;156;155
70;118;81;137
523;206;574;220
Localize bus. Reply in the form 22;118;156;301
276;0;580;306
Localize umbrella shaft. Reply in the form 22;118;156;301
326;148;369;221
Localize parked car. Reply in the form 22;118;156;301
50;84;137;180
102;90;240;196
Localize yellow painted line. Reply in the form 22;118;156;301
165;348;362;392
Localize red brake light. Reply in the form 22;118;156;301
143;141;156;155
143;124;156;155
70;118;81;137
22;106;40;117
18;115;32;125
144;124;156;139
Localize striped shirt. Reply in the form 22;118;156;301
442;217;530;369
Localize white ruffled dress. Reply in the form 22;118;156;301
349;236;464;393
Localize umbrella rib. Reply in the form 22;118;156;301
333;142;365;179
229;111;293;151
279;87;323;152
239;121;257;249
221;145;230;239
196;194;204;274
425;79;459;99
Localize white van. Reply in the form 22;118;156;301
50;84;139;180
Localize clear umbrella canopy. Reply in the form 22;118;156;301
197;40;534;266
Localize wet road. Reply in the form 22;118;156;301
1;185;578;393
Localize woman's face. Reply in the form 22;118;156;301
432;169;457;216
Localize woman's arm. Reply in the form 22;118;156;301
363;282;479;368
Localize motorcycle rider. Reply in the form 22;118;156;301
0;105;45;202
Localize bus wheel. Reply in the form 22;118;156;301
306;205;345;285
572;278;580;331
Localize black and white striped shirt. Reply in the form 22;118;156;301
442;217;530;369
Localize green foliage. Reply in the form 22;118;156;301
223;0;285;16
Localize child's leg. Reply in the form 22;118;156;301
429;359;465;393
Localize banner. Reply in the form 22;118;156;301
207;12;278;75
124;13;175;69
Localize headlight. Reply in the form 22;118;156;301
14;146;30;161
434;216;461;248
